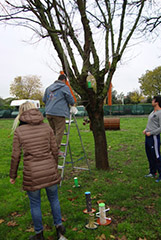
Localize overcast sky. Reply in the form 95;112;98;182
0;24;161;99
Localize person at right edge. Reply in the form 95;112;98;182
143;96;161;182
43;73;75;151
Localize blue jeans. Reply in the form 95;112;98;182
27;184;62;233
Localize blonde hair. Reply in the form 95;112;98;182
11;101;36;133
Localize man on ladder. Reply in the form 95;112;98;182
43;72;76;151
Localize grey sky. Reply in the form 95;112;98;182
0;24;161;99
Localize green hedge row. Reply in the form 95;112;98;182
0;105;153;118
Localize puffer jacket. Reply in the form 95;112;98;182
10;108;61;191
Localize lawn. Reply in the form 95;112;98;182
0;116;161;240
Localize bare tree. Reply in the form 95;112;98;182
0;0;147;170
142;0;161;32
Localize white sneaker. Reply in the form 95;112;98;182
144;173;154;178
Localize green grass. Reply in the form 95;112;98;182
0;117;161;240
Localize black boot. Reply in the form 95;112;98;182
29;231;45;240
56;225;66;240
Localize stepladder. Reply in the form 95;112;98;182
58;113;90;186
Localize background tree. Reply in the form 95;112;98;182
0;0;147;170
124;90;144;104
0;97;4;108
124;92;132;104
130;90;144;104
10;75;44;105
139;66;161;97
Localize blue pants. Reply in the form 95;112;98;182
27;184;62;234
145;135;161;177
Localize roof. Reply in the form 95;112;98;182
10;99;40;108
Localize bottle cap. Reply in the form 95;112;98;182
99;203;105;207
85;191;91;195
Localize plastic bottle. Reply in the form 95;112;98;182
99;203;106;224
74;177;78;187
85;191;92;212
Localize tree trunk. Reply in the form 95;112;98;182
88;107;109;170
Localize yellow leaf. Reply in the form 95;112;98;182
67;189;72;193
91;195;97;199
26;227;35;232
0;219;5;224
110;235;115;239
11;212;18;216
96;234;106;240
61;217;67;222
93;178;98;182
118;171;123;174
100;234;106;240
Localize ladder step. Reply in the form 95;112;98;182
58;165;64;169
61;143;68;146
65;120;74;124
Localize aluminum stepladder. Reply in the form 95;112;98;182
58;113;90;186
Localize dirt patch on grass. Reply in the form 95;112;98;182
144;204;156;215
105;178;113;184
124;159;132;165
117;144;129;152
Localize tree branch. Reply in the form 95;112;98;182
77;0;99;73
120;0;145;57
105;0;115;57
115;0;127;55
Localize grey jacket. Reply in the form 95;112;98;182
145;110;161;135
43;80;75;118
